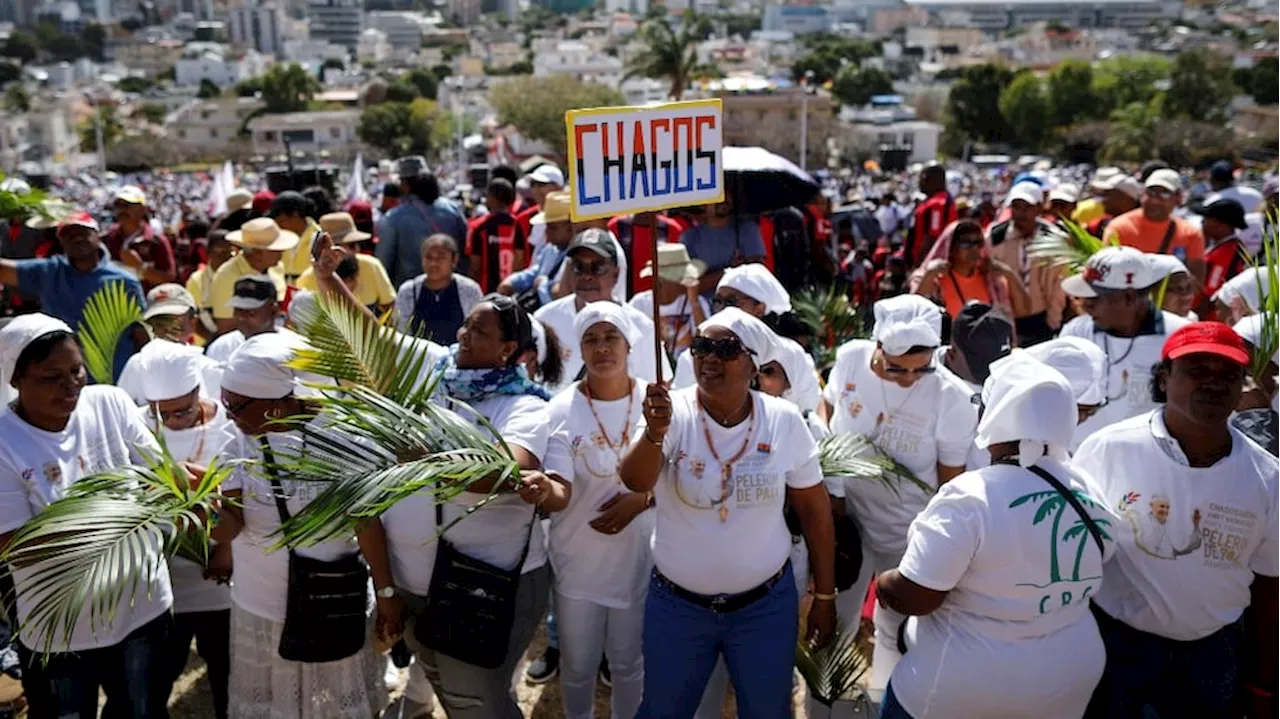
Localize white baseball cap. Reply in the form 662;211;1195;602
1048;183;1080;204
1144;169;1182;193
1061;246;1163;298
1005;182;1044;207
528;164;564;186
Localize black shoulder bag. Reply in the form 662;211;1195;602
258;438;370;663
415;495;537;669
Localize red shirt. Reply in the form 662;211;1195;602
608;214;684;295
1203;237;1248;300
102;222;175;291
907;192;956;267
515;204;541;267
466;211;527;293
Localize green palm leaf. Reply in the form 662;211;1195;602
818;432;933;497
0;443;233;655
1026;219;1115;275
76;281;143;384
795;624;871;706
1247;214;1278;384
791;286;866;371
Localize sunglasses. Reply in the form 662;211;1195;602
154;402;199;423
690;335;756;360
222;396;260;418
572;261;611;277
1145;187;1174;200
954;238;982;249
881;359;937;376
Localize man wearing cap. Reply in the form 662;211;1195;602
1074;322;1277;719
251;189;276;217
1072;168;1122;226
466;178;527;294
515;164;564;253
533;228;670;393
1206;159;1263;214
117;283;223;405
205;274;289;364
1059;246;1192;449
1047;183;1079;224
498;190;573;308
295;212;395;314
1085;174;1142;239
1103;169;1206;285
627;244;709;360
989;182;1065;346
1197;198;1250;307
0;211;146;378
936;302;1014;393
104;185;177;291
207;218;295;333
266;191;319;282
216;188;254;234
187;230;237;342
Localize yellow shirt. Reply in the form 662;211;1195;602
295;254;396;308
208;253;287;320
1072;198;1105;226
186;265;213;310
281;219;320;280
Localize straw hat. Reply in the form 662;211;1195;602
319;212;372;244
640;243;706;286
226;217;299;252
530;191;571;225
226;188;253;213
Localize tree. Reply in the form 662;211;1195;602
405;68;438;100
321;57;345;74
623;11;712;101
358;98;451;158
1164;48;1235;124
998;72;1050;150
384;80;420;104
1090;55;1170;117
791;34;881;84
138;102;167;124
0;63;20;86
430;64;452;82
490;75;625;156
118;76;153;94
1101;99;1161;164
1246;57;1279;105
81;23;105;61
1045;59;1096;127
197;78;221;99
943;63;1016;145
235;77;263;97
78;104;124;152
830;64;894;107
4;84;29;112
260;63;320;114
2;31;38;63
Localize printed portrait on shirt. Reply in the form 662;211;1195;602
1119;492;1202;560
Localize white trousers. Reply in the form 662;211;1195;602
554;591;645;719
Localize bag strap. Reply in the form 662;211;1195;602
999;459;1104;557
257;437;292;526
1157;219;1178;255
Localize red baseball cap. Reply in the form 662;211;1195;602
1161;321;1250;366
252;190;276;215
56;211;100;237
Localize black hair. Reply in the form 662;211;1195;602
382;182;401;198
1138;160;1170;182
537;322;565;387
13;330;77;379
218;208;252;232
952;219;983;240
302;186;334;220
405;174;440;205
208;229;231;247
422;233;459;256
491;165;518;185
336;254;359;281
1149;359;1171;403
183;215;211;239
487;178;516;208
481;293;533;362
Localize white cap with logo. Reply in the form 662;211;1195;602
1061;246;1163;298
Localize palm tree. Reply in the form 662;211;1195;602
1009;490;1068;583
623;12;711;101
1062;514;1113;581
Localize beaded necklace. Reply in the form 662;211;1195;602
696;395;756;523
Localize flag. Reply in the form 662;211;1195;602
345;152;367;204
206;170;226;217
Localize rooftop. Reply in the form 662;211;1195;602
248;110;361;129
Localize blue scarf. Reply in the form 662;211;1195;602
436;345;551;403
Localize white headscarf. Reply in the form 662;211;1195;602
873;294;943;356
0;313;73;408
717;263;792;315
699;307;779;369
1213;266;1270;314
1019;337;1108;406
530;317;548;364
977;352;1077;468
287;290;319;330
221;333;303;400
772;336;821;413
140;340;204;403
1234;313;1278;367
573;301;638;350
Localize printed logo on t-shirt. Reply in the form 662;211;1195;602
1118;492;1201;560
1009;488;1112;614
1116;491;1255;568
879;411;927;456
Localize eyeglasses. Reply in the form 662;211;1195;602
1145;187;1174;200
154;402;199;423
690;335;755;360
572;261;611;277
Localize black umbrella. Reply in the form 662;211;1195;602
722;146;821;216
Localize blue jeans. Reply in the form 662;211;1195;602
1084;604;1243;718
20;611;174;719
880;683;914;719
636;563;797;719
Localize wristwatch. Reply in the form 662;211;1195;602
375;586;396;599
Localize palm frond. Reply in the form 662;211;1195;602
1026;219;1114;275
792;285;865;371
795;624;871;706
1;445;233;655
819;432;933;497
1248;212;1278;383
76;281;143;384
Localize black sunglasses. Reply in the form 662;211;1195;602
222;396;260;417
954;237;982;249
572;261;611;277
690;335;756;360
882;360;937;376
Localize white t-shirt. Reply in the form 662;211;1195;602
636;388;822;595
0;386;174;652
146;402;238;614
544;381;654;608
892;459;1114;719
1072;410;1279;641
535;296;672;394
117;340;224;406
433;394;550;574
1059;310;1190;451
221;425;369;622
205;330;245;364
628;290;710;361
822;340;979;556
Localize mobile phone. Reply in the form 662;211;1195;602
312;231;330;261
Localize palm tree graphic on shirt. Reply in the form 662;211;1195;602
1009;490;1112;586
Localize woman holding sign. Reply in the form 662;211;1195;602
620;307;836;719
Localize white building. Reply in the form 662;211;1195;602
365;11;426;53
174;45;268;87
357;28;392;64
167;97;265;155
762;4;833;34
0;113;32;175
605;0;647;14
283;38;351;65
247;109;361;155
532;40;623;87
904;0;1175;29
228;4;284;57
307;0;364;51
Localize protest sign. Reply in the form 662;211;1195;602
564;99;724;222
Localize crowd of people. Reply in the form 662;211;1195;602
0;153;1275;719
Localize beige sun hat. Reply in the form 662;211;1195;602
226;217;300;252
640;243;706;287
319;212;372;244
